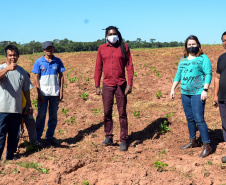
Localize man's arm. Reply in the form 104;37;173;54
34;73;44;103
0;63;17;79
94;48;103;95
213;73;220;105
125;46;134;95
59;72;64;101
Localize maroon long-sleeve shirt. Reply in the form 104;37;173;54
94;43;134;87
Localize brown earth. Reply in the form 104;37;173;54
0;45;225;185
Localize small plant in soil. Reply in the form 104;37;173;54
70;116;76;124
92;109;100;117
85;77;89;82
62;108;69;115
80;92;89;100
160;120;170;133
134;71;137;77
68;77;78;83
83;180;89;185
155;90;162;99
174;61;178;65
16;162;49;174
133;110;140;118
31;99;38;110
154;161;168;172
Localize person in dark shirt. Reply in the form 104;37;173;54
213;31;226;163
94;26;134;151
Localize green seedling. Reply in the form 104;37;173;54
31;99;38;110
155;90;162;99
16;162;49;174
174;61;178;65
13;168;19;174
62;108;69;115
70;116;76;124
68;77;78;83
160;120;170;133
92;109;100;117
83;181;89;185
85;77;89;82
144;63;147;67
133;110;140;118
134;71;137;77
80;92;89;100
67;68;73;79
154;161;168;172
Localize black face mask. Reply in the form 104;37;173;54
187;46;199;54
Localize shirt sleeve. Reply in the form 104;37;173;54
126;45;134;86
216;57;221;74
174;60;182;82
32;59;40;74
57;59;66;73
94;47;103;87
22;70;33;92
202;54;212;84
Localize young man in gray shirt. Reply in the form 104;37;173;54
0;45;32;160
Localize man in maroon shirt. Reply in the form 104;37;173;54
94;26;134;151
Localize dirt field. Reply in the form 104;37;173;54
0;45;225;185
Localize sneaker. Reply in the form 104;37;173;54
34;141;43;147
102;137;113;146
119;142;128;151
47;138;60;145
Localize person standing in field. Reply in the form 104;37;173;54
32;41;65;145
170;35;212;157
213;31;226;163
0;45;33;160
94;26;134;151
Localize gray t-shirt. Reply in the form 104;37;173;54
0;63;33;114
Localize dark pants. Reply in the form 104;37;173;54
102;82;128;143
0;113;22;159
218;101;226;142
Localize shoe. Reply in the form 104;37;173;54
6;155;20;161
180;139;198;150
102;137;113;146
199;143;212;158
34;141;43;147
47;137;60;145
119;142;128;151
221;156;226;163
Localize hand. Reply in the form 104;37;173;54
96;87;102;95
213;96;219;107
7;63;17;71
125;85;132;95
38;93;44;103
170;90;175;100
201;91;208;101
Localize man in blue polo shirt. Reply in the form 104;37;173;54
32;41;65;145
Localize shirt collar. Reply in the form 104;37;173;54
42;55;55;62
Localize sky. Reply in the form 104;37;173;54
0;0;225;44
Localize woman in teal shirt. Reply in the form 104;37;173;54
170;35;212;158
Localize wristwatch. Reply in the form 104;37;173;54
203;88;208;92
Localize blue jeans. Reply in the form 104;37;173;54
36;96;59;141
0;113;22;159
181;94;210;143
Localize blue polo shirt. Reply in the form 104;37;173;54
32;55;65;96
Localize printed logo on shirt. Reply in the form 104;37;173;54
41;65;46;71
53;65;58;70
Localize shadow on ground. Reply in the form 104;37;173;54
128;117;172;147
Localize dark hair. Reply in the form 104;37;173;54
183;35;203;57
4;45;19;57
105;26;127;59
221;31;226;41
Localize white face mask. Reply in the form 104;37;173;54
107;35;119;44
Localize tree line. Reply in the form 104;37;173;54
0;38;184;55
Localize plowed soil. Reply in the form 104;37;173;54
0;45;225;185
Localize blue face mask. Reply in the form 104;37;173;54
187;46;199;54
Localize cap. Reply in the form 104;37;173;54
42;41;54;49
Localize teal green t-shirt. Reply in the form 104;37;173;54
174;54;212;95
